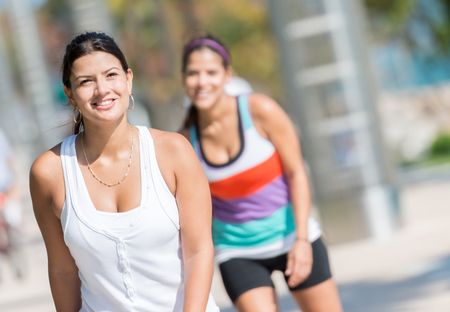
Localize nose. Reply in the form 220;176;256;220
198;72;208;87
95;77;110;97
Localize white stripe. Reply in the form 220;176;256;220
205;128;275;182
215;233;296;264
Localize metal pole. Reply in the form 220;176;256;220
267;0;399;242
6;0;58;151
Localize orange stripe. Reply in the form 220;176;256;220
210;152;283;199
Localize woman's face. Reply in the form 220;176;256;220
183;48;231;110
65;51;133;124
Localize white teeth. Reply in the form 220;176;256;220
95;99;113;106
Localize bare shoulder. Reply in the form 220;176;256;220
178;128;190;141
149;128;198;169
247;93;290;133
30;144;65;212
148;128;193;157
248;93;283;119
30;145;63;185
147;128;198;194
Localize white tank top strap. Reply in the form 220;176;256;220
137;126;180;230
60;134;76;199
60;135;77;233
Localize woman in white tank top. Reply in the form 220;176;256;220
29;32;219;312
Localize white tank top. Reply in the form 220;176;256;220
60;126;219;312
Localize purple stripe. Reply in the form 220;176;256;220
212;176;289;223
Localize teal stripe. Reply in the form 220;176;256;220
213;204;296;248
189;125;198;150
238;95;253;130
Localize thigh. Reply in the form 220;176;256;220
235;286;279;312
219;258;274;303
289;237;343;311
291;279;343;312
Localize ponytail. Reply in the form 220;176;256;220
73;112;84;134
180;105;198;131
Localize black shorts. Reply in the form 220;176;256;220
218;237;332;302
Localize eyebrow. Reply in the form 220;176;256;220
73;66;121;81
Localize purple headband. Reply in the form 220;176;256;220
184;38;230;65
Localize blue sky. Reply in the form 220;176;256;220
0;0;46;9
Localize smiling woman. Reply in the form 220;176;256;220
179;34;343;312
29;32;219;312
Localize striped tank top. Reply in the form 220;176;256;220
189;95;321;264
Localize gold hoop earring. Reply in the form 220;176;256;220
73;108;82;123
128;94;135;111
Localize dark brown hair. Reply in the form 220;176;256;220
181;34;231;130
62;32;129;134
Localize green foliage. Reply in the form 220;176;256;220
32;0;284;126
429;132;450;157
364;0;450;55
39;0;71;23
399;132;450;168
196;0;281;97
109;0;160;48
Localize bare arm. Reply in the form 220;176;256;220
157;131;214;312
29;150;81;311
250;93;313;287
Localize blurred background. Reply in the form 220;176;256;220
0;0;449;311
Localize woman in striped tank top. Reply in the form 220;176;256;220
180;34;342;312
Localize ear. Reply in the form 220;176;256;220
181;73;187;89
126;69;133;94
224;66;233;84
64;86;76;108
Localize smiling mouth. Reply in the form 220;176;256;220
93;99;114;107
196;92;210;98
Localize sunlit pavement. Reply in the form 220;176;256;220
1;181;450;311
0;209;53;312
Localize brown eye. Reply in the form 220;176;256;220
80;79;92;85
186;70;197;76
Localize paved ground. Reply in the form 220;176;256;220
1;180;449;311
